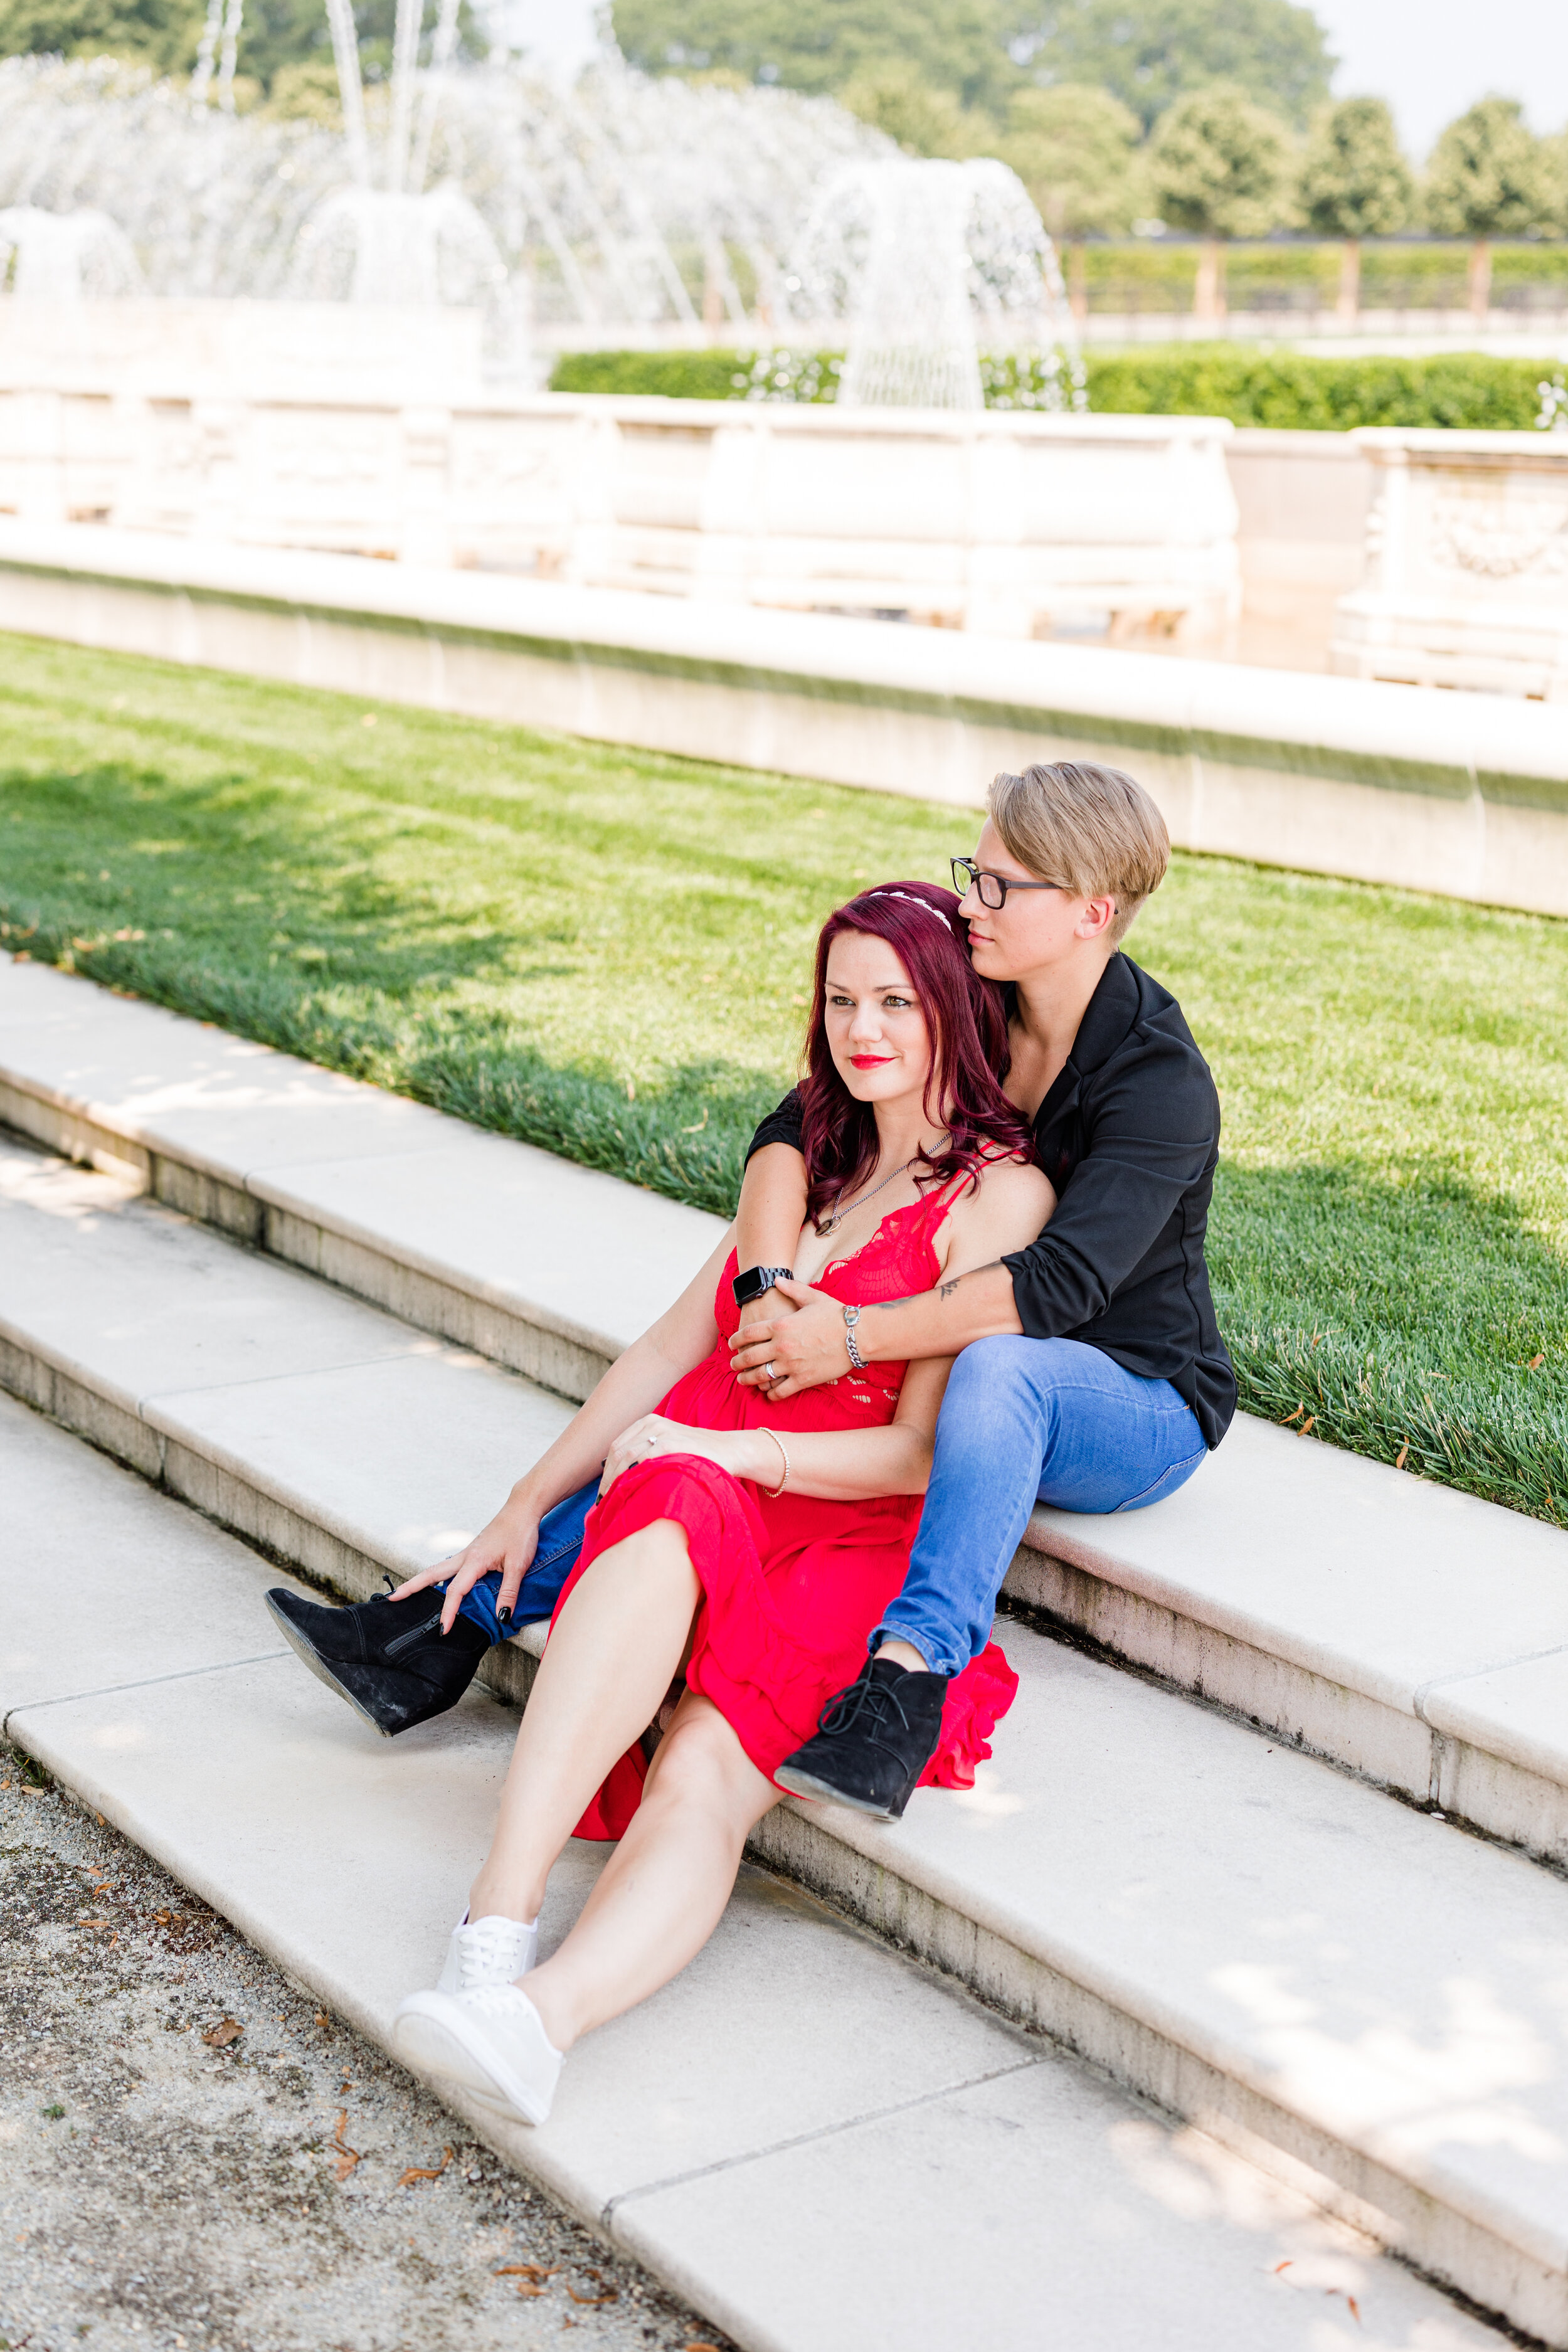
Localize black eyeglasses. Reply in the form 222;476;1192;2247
950;857;1064;910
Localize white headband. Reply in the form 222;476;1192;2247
864;889;955;932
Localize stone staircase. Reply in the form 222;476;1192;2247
3;955;1567;2349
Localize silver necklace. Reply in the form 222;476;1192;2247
824;1142;951;1236
823;1159;908;1234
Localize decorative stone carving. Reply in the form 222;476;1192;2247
1332;431;1568;700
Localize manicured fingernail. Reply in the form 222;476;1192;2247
497;1605;512;1625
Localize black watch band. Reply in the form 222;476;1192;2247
731;1263;793;1308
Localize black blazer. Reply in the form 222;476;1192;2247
745;950;1236;1450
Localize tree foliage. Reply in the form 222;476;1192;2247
0;0;472;93
1001;82;1144;236
1424;97;1549;238
0;0;199;71
611;0;1021;118
1298;95;1411;238
1542;132;1568;237
1017;0;1332;134
835;57;989;155
1149;82;1290;238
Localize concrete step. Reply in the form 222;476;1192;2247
3;1389;1507;2352
2;1131;1566;2343
5;955;1568;1872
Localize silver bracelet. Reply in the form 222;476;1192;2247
842;1302;866;1371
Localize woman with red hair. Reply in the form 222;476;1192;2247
390;882;1054;2127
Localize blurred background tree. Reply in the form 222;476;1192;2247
1011;0;1332;135
1149;82;1291;316
1542;130;1568;237
613;0;1021;118
834;56;990;156
1424;96;1550;314
1001;83;1145;233
1298;95;1412;319
0;0;200;72
0;0;479;98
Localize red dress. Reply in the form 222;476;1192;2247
550;1180;1019;1838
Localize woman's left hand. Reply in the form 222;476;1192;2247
600;1414;763;1495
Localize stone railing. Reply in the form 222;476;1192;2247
3;517;1563;920
0;383;1240;643
1332;429;1568;701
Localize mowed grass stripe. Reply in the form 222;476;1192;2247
1;633;1564;1527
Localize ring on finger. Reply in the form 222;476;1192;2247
764;1361;778;1383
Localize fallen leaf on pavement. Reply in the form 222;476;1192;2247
202;2019;243;2048
397;2146;453;2187
497;2263;560;2297
332;2110;361;2180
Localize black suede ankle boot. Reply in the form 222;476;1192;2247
773;1656;949;1821
265;1583;490;1737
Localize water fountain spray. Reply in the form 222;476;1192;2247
786;156;1080;411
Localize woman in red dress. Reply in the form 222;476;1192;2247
393;882;1056;2127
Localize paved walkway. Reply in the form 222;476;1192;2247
0;1752;728;2352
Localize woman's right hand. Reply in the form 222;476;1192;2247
390;1489;543;1634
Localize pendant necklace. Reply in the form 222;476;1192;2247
822;1135;948;1235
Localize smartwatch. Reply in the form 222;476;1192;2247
732;1264;793;1308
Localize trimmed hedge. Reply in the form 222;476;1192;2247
1080;348;1554;429
549;344;1562;431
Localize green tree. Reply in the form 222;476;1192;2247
1298;95;1412;320
1424;97;1550;316
1542;129;1568;236
0;0;470;96
611;0;1022;118
1017;0;1332;136
1149;82;1290;318
0;0;200;72
836;58;990;156
1001;82;1145;238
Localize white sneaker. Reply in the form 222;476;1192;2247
393;1984;563;2127
436;1913;538;1995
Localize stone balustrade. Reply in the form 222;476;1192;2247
1332;429;1568;701
0;379;1241;643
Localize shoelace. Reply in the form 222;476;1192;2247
816;1670;915;1742
464;1981;534;2020
455;1920;529;1993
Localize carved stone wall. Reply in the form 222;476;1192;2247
1332;432;1568;701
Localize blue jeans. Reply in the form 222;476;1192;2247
453;1478;598;1645
876;1336;1207;1678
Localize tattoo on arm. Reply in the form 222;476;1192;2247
871;1295;915;1313
938;1278;961;1300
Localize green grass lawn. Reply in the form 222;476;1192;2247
2;633;1565;1528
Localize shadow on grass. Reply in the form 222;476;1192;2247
1213;1161;1568;1523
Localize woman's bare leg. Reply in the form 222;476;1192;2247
466;1518;698;1927
524;1692;777;2052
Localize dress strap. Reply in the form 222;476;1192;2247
909;1163;980;1234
